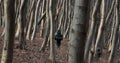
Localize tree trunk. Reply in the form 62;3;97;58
1;0;15;63
31;0;40;40
84;0;100;62
108;1;119;63
19;0;27;49
68;0;88;63
49;0;57;63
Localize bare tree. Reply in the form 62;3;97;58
108;0;119;63
1;0;15;63
84;0;100;62
68;0;88;63
49;0;57;63
19;0;28;49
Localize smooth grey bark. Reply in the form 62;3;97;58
31;0;41;40
94;0;104;59
84;0;100;62
26;0;35;40
68;0;88;63
19;0;27;49
39;0;50;52
1;0;15;63
49;0;57;63
108;1;119;63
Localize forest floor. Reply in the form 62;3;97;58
0;29;120;63
0;30;68;63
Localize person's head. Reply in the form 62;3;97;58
57;30;61;34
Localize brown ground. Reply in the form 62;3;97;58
0;33;68;63
0;29;120;63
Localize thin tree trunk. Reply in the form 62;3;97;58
25;0;35;40
39;0;50;52
49;0;57;63
26;11;34;40
31;0;41;40
108;1;119;63
19;0;27;49
84;0;100;62
94;0;104;59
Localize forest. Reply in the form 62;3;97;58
0;0;120;63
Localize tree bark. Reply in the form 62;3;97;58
49;0;57;63
68;0;88;63
108;1;119;63
1;0;15;63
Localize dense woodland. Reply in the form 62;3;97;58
0;0;120;63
